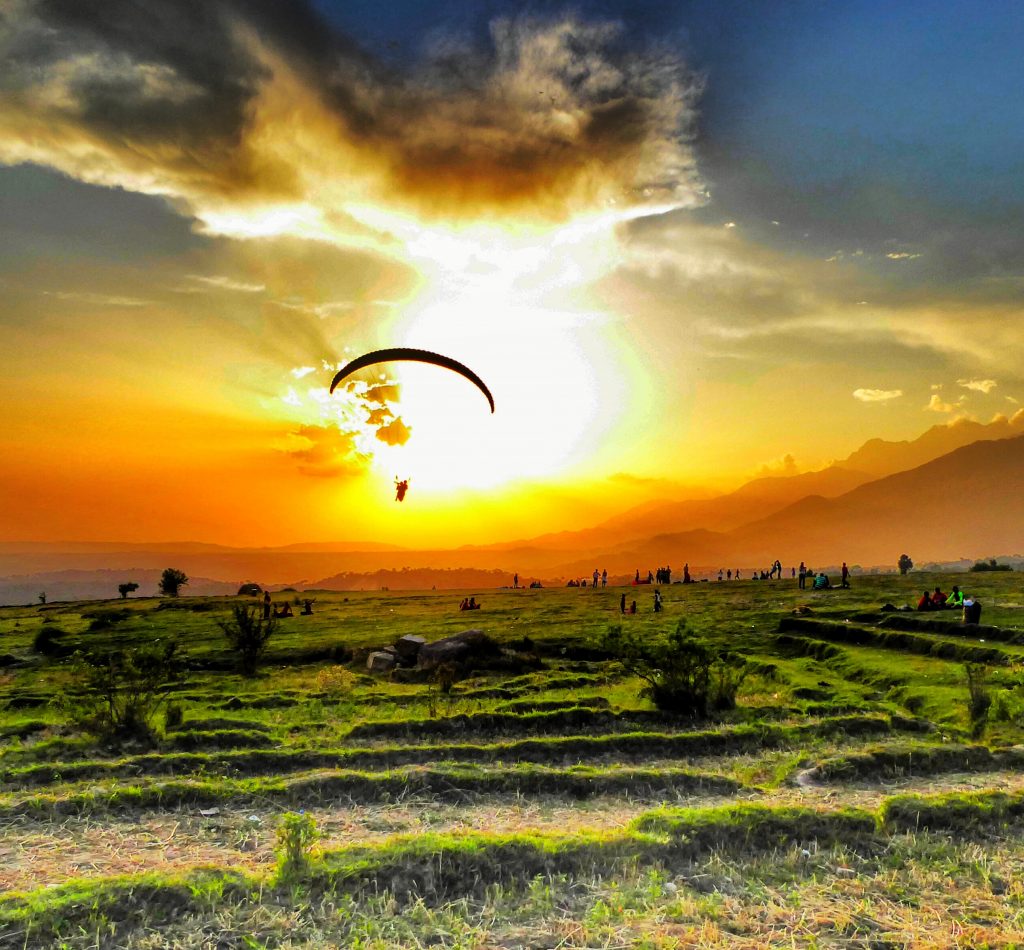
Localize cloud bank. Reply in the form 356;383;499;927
0;1;705;245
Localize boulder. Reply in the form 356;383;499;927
367;651;396;674
394;635;426;664
417;629;494;670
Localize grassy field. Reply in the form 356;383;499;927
1;571;1024;947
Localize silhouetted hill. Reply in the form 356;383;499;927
839;411;1024;477
729;433;1024;566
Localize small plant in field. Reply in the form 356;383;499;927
315;665;355;695
275;811;319;881
32;625;68;656
600;620;748;717
63;642;182;743
217;605;276;676
118;581;139;599
964;664;992;738
164;702;184;730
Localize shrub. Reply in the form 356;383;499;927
964;664;993;739
969;559;1013;572
164;702;184;730
217;605;276;676
275;811;319;882
63;642;183;743
32;626;69;657
600;620;749;717
86;608;131;631
315;666;355;695
118;582;140;599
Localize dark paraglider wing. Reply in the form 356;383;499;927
329;347;495;413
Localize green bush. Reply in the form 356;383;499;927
600;620;748;717
86;608;131;631
275;811;319;882
964;664;993;739
63;642;183;743
32;626;68;656
217;605;276;676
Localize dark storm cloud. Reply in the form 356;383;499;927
0;0;704;227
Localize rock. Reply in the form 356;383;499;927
417;629;493;670
367;651;396;674
394;635;426;663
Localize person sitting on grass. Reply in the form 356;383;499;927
947;586;965;609
917;590;934;612
812;572;831;590
629;600;637;614
931;586;948;607
273;602;293;618
459;597;469;611
467;597;481;610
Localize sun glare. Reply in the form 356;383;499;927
273;207;649;497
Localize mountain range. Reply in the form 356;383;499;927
1;414;1021;603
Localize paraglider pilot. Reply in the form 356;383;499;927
395;478;409;502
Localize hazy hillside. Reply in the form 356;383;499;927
4;425;1023;603
0;570;240;606
566;434;1024;573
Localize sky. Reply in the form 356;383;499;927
1;0;1022;547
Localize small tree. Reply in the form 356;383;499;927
118;582;140;599
600;620;748;717
63;642;182;743
158;568;189;597
217;605;276;675
897;554;914;575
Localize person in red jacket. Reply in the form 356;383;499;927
917;590;934;611
931;586;948;607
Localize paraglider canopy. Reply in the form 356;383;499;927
329;347;495;414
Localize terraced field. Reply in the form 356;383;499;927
2;573;1024;947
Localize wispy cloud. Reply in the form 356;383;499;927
188;275;266;293
853;388;903;403
886;251;922;261
43;291;149;307
958;378;997;394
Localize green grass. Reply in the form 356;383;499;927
3;574;1024;945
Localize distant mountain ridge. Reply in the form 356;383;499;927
2;418;1022;603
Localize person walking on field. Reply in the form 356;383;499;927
653;589;663;612
798;562;807;590
601;569;607;587
841;562;850;588
620;593;626;614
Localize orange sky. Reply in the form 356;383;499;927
1;3;1022;547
